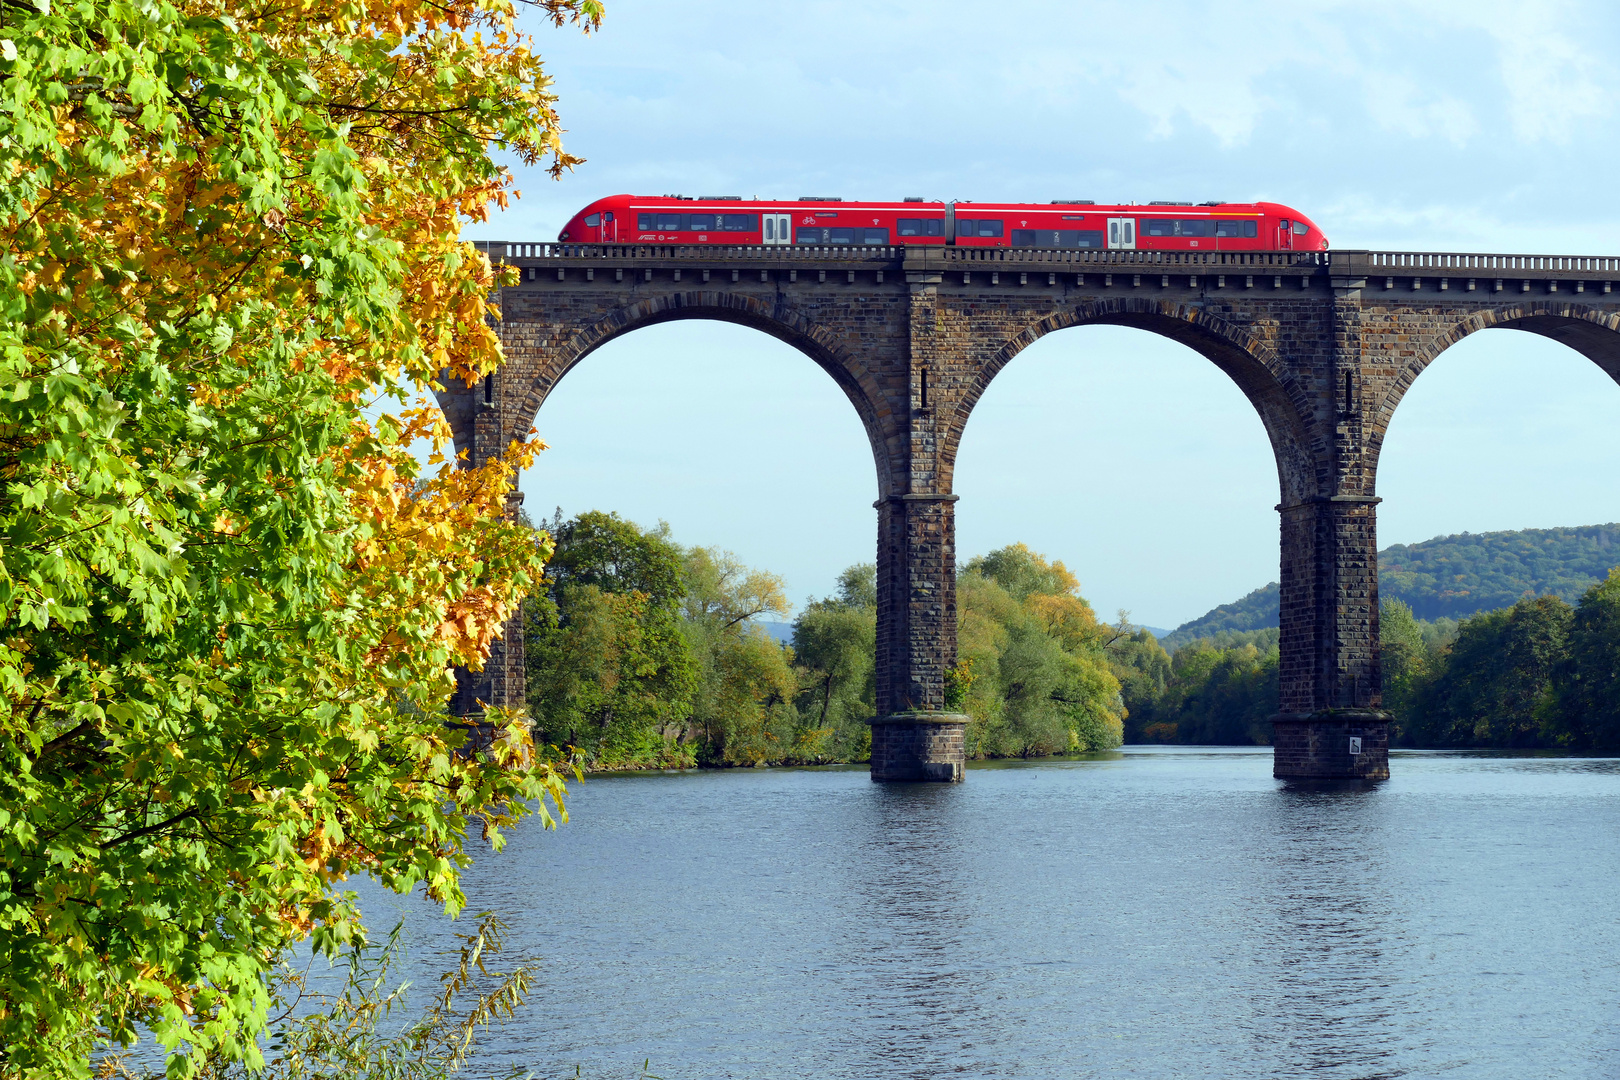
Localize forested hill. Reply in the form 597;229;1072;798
1162;524;1620;649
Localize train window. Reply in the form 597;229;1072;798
796;228;824;244
688;214;715;231
1140;219;1212;238
1293;220;1309;235
1012;229;1105;248
584;213;601;227
637;214;652;230
655;213;684;231
1214;220;1259;238
828;227;855;244
958;219;1003;237
897;218;943;237
719;214;756;231
863;228;889;244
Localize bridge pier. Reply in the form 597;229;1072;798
870;493;968;782
442;364;529;721
1272;712;1390;780
1271;283;1391;780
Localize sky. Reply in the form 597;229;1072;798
463;0;1620;630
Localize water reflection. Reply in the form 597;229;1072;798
830;783;992;1078
1248;782;1409;1078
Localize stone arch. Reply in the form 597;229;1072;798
942;298;1318;506
1369;302;1620;477
511;290;901;495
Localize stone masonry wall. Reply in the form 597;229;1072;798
440;245;1620;777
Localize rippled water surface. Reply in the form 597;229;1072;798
363;748;1620;1078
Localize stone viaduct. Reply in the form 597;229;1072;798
439;242;1620;783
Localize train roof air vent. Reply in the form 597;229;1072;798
1199;200;1228;206
904;196;924;203
1051;199;1095;204
798;196;842;201
1149;201;1194;206
698;195;742;200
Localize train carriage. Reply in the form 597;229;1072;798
558;195;1328;251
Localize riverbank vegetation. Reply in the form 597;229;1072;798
524;519;1128;768
1130;570;1620;749
526;510;1620;765
1382;571;1620;748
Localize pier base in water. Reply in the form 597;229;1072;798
870;713;969;782
1272;711;1391;780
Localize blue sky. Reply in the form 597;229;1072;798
466;0;1620;629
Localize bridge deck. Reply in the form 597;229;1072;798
475;241;1620;285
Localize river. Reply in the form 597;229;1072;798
358;747;1620;1079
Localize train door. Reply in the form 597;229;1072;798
1107;217;1136;250
602;211;617;242
762;213;791;246
1276;219;1293;250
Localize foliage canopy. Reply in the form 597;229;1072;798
0;0;599;1071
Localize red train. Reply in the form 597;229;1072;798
557;195;1328;251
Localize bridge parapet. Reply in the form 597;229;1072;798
475;240;904;264
1332;249;1620;291
475;240;1620;283
475;239;1325;270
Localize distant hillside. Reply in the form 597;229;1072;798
1160;584;1279;651
1162;523;1620;651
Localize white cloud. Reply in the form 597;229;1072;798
1487;17;1610;142
1360;72;1479;145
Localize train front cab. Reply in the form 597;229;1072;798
560;196;624;243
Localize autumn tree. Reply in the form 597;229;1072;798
790;564;877;762
680;547;798;765
957;545;1124;758
524;511;698;766
0;0;600;1072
